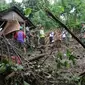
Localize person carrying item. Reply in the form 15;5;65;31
14;26;26;54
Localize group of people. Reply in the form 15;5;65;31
49;30;71;44
14;25;46;54
14;25;72;54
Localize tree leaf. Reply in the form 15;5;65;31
24;8;32;17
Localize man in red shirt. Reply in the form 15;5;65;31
14;27;26;54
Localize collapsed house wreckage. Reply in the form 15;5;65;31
0;7;85;85
0;6;35;55
0;6;58;85
0;7;55;85
0;6;35;35
0;6;39;85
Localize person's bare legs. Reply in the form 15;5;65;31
24;47;26;54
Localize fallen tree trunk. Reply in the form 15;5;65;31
28;53;48;62
5;72;15;80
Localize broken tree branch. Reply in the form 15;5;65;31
45;10;85;49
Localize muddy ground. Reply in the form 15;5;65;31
24;37;85;85
0;34;85;85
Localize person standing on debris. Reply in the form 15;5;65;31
62;30;69;45
39;26;45;45
26;27;33;46
62;30;66;42
34;31;39;48
55;30;62;48
49;31;54;44
31;31;38;48
14;26;26;54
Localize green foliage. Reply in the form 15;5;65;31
0;58;23;74
66;49;76;65
1;0;85;30
56;49;76;70
11;64;23;71
55;50;82;85
0;3;9;11
0;63;6;73
57;52;63;60
71;74;80;82
32;9;57;29
64;60;70;68
24;8;32;17
50;5;64;16
55;49;85;85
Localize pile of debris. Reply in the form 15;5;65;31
0;8;85;84
0;35;57;85
1;34;85;85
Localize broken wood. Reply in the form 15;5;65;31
79;71;85;76
28;53;48;62
5;72;15;80
2;35;24;65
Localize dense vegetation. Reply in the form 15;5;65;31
1;0;85;30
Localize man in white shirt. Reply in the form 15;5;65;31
49;32;54;44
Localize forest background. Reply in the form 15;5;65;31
0;0;85;31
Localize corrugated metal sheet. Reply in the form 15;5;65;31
0;6;36;29
1;11;24;22
3;20;20;35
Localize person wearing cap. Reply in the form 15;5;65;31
14;26;26;54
